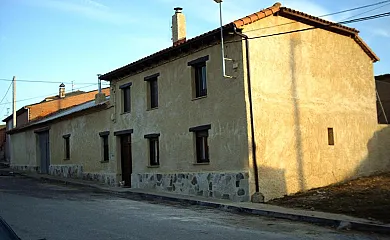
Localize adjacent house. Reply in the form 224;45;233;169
8;3;390;202
7;91;112;180
2;84;110;164
375;74;390;124
0;125;6;162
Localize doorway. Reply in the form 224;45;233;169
120;134;132;187
37;131;50;174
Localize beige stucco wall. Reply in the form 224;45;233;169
49;107;114;174
10;130;37;167
9;105;114;179
111;39;250;178
242;15;388;201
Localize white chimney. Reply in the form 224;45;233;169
172;7;186;46
59;83;65;98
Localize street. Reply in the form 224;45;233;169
0;175;387;240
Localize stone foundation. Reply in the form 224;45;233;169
132;171;250;202
49;165;83;178
82;172;117;186
11;165;38;172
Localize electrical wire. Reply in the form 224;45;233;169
0;78;99;85
319;0;390;17
227;11;390;43
0;82;13;116
244;0;390;33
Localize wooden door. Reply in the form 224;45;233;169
120;135;132;187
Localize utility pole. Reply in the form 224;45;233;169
12;76;16;128
71;81;74;92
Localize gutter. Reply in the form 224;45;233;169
233;26;260;194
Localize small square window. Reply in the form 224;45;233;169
328;128;334;146
63;134;70;160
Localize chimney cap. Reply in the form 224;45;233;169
59;83;65;87
174;7;183;13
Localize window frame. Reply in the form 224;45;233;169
144;73;160;110
188;56;209;99
189;124;211;164
63;134;70;160
144;133;160;167
119;82;132;113
99;131;110;162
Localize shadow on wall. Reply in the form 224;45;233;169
258;166;287;201
354;125;390;177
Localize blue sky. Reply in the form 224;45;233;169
0;0;389;118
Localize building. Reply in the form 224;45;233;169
0;125;6;162
7;91;112;180
2;84;110;164
375;74;390;124
8;3;390;202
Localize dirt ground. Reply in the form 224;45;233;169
269;172;390;223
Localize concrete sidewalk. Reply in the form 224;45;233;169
5;169;390;235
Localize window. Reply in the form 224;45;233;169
145;73;159;109
144;133;160;166
188;56;209;98
189;124;211;163
119;82;132;113
99;131;110;162
328;128;334;146
63;134;70;160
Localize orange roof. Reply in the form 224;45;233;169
100;3;378;81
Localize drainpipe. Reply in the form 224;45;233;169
233;26;260;194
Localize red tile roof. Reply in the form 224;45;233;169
100;2;378;81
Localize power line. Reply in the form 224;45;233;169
244;0;390;33
340;2;390;21
0;78;99;85
319;0;390;17
0;82;13;116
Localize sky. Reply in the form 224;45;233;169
0;0;389;118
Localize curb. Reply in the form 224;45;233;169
17;172;390;235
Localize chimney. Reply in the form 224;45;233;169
172;7;186;46
59;83;65;98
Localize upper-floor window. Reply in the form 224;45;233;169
119;82;132;113
188;56;209;98
145;73;159;109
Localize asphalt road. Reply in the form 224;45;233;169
0;175;388;240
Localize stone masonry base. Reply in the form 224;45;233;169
132;171;250;202
49;165;117;186
11;165;39;172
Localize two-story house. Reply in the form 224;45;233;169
97;3;388;202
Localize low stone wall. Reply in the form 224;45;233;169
11;165;38;172
49;165;83;178
82;172;117;186
132;171;250;202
